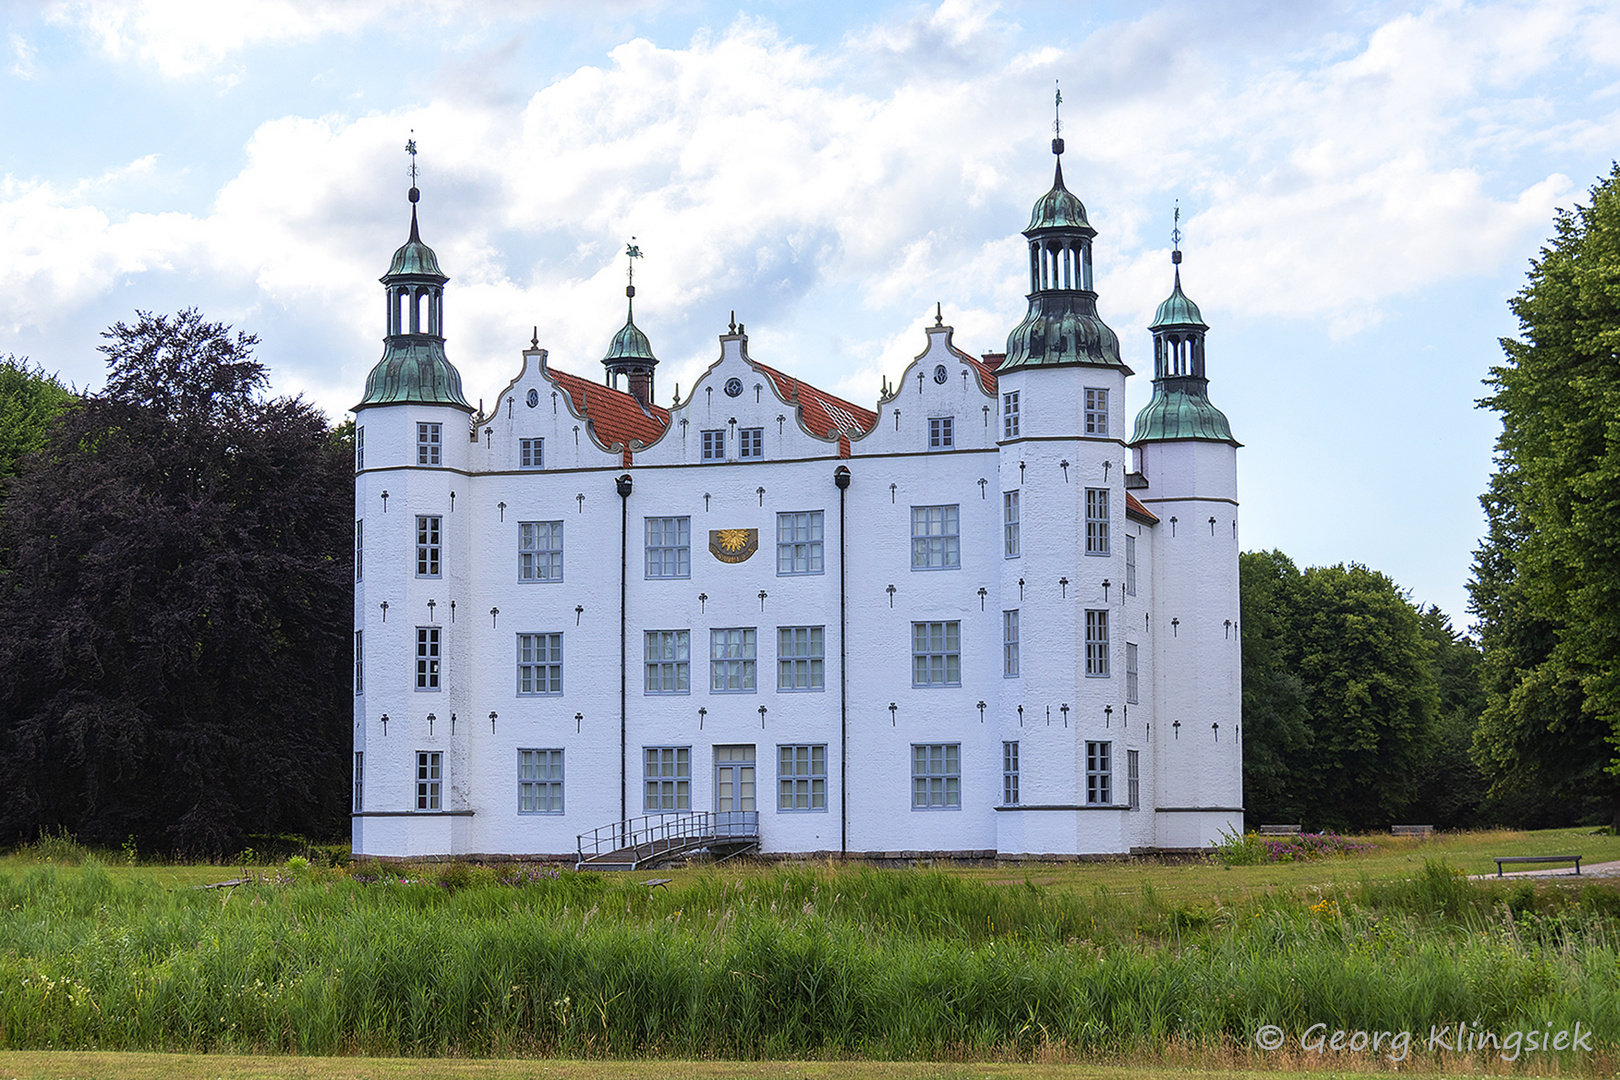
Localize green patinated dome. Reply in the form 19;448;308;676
357;339;472;411
1026;160;1092;233
1149;273;1207;329
1131;380;1234;443
1004;292;1124;369
384;208;446;280
604;309;657;365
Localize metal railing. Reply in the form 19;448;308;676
576;810;760;869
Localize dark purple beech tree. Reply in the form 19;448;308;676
0;311;354;853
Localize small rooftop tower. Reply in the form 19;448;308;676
602;239;659;408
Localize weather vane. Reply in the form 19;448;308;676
1172;203;1183;265
1053;81;1063;139
625;237;643;289
406;132;418;187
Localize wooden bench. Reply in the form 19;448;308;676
642;877;673;890
1391;825;1434;837
1494;855;1581;877
1258;825;1302;835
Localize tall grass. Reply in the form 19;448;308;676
0;860;1615;1061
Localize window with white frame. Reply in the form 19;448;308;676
644;746;691;811
778;744;827;810
416;750;441;810
355;519;363;582
777;626;824;691
519;749;564;814
776;511;823;575
911;505;960;569
1003;610;1020;677
1085;488;1110;555
520;438;543;469
912;743;961;809
354;629;363;694
1127;749;1140;811
912;621;961;686
416;515;441;577
416;422;441;465
1084;387;1108;435
416;626;440;690
519;521;563;582
353;751;363;811
644;630;690;693
645;517;691;578
711;628;757;692
1003;491;1020;558
701;429;725;461
517;632;562;695
1002;391;1020;439
1126;534;1137;596
1126;642;1139;704
739;427;763;459
928;416;954;449
1086;741;1112;804
1002;741;1019;805
1085;610;1109;677
355;426;364;471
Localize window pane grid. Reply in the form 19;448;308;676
415;626;440;690
1086;610;1109;677
910;505;960;569
517;632;562;695
776;511;824;574
519;438;543;468
645;517;691;578
701;429;724;460
519;749;564;813
1087;741;1112;804
1126;642;1139;704
1002;391;1019;439
1085;488;1110;555
519;521;563;581
739;427;763;458
416;751;441;810
710;628;757;691
911;621;961;686
416;515;441;577
776;626;824;690
644;630;691;693
911;742;961;809
644;746;691;811
1003;741;1019;805
928;416;954;448
1084;387;1109;435
777;743;827;810
1003;491;1020;558
416;422;441;465
1125;534;1137;596
1003;610;1019;677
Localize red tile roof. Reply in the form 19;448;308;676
946;345;998;396
1125;493;1158;523
750;360;878;438
545;367;670;460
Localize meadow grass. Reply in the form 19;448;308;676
0;841;1617;1070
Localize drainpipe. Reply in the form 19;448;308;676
617;472;633;844
834;465;851;857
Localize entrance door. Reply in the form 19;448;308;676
714;744;755;836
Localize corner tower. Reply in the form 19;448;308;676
1129;216;1243;850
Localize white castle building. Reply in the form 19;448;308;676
351;135;1243;863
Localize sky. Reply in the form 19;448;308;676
4;0;1618;630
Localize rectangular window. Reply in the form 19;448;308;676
519;749;564;814
520;437;543;469
519;521;563;582
1002;391;1020;439
711;628;757;692
1003;610;1020;677
355;426;364;471
1087;741;1112;805
415;626;440;690
416;422;441;466
644;630;691;693
1085;610;1109;677
354;629;364;694
928;416;954;449
1085;488;1110;555
776;510;824;575
1127;749;1140;811
353;751;364;811
517;632;562;695
645;516;691;578
1003;491;1020;558
416;515;441;577
912;743;961;809
910;504;960;569
1126;642;1139;704
1126;534;1137;596
1084;387;1109;435
777;626;824;691
1002;741;1019;806
738;427;763;459
778;744;827;810
701;429;725;461
644;746;691;811
355;519;363;582
912;620;961;686
416;750;441;810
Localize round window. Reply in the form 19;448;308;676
933;364;949;384
724;377;744;398
526;388;539;408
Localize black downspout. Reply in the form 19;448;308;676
834;465;851;857
616;472;633;843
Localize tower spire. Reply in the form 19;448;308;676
1171;202;1182;286
603;237;658;406
1052;81;1064;156
406;132;421;239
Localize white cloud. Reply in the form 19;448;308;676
9;32;37;78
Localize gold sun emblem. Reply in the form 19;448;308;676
716;529;751;553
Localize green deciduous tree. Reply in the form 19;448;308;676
0;355;72;485
1470;166;1620;828
1238;549;1312;824
0;311;353;852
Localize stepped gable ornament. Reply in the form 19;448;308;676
709;527;759;564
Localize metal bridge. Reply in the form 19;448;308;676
576;811;760;871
